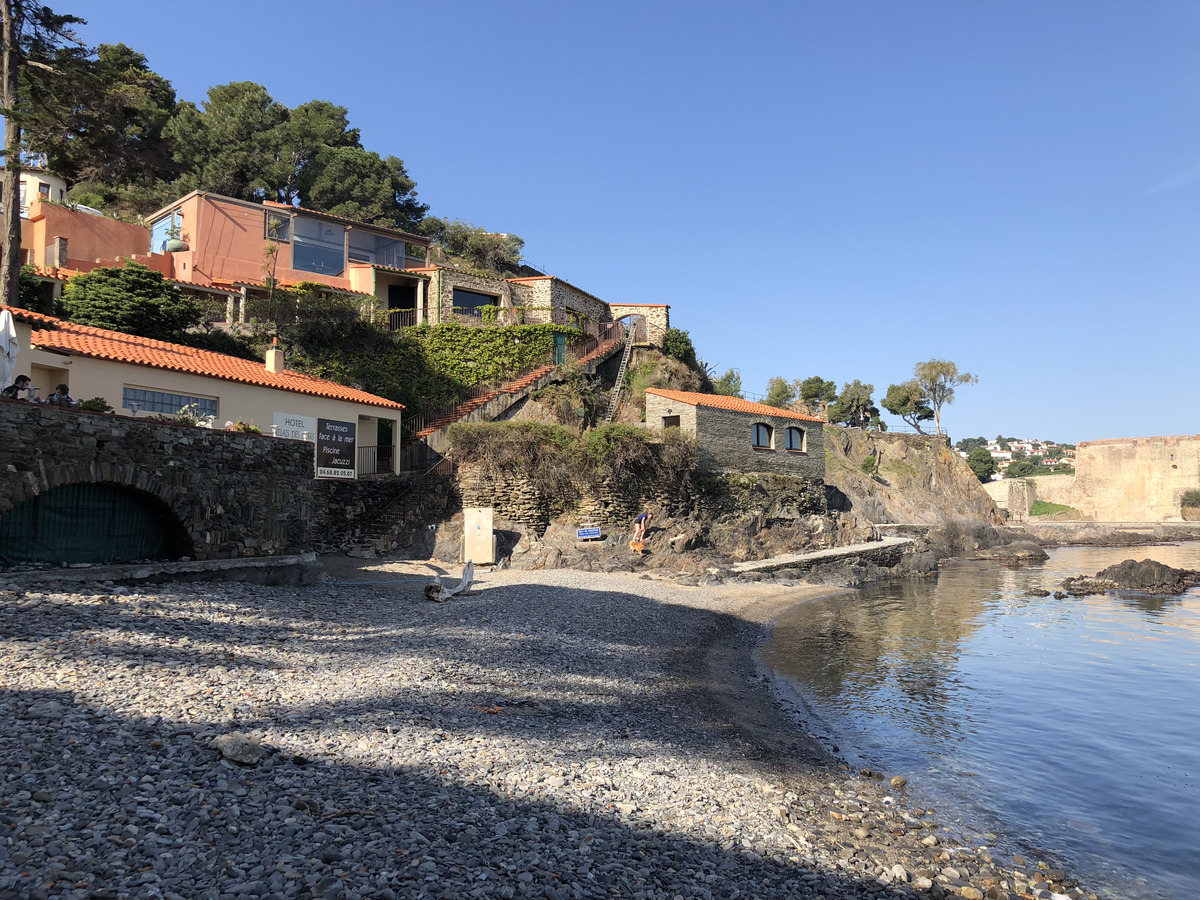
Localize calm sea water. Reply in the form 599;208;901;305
761;544;1200;900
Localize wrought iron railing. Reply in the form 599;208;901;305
356;444;395;475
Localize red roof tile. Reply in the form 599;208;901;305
12;308;403;411
0;303;59;328
645;388;823;422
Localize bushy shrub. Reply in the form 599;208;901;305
1181;490;1200;508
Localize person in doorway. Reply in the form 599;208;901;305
633;511;653;542
46;383;74;406
2;374;30;400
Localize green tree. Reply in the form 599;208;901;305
419;216;523;273
966;447;997;482
712;368;742;397
763;376;796;408
798;375;837;407
1;0;86;310
995;435;1010;451
296;145;426;230
913;358;978;436
1006;459;1038;478
956;436;988;453
267;98;359;206
881;379;934;432
25;43;177;191
660;327;700;370
167;81;288;200
61;261;201;342
828;380;879;429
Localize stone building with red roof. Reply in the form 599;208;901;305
645;388;825;479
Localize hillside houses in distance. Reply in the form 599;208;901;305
956;436;1077;480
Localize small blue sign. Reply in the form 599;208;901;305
576;527;602;540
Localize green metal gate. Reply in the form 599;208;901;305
0;483;190;566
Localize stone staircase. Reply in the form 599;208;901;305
402;329;627;456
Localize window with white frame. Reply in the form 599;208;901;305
752;423;773;449
122;387;218;419
786;427;805;452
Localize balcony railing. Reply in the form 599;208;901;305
387;309;417;331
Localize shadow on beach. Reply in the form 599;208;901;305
0;569;969;899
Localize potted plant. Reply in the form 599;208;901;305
165;222;188;252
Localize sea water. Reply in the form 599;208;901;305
762;544;1200;900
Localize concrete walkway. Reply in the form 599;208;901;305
730;535;916;574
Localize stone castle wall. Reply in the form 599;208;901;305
0;400;314;560
981;437;1200;522
1071;435;1200;521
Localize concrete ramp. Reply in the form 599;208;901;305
731;536;916;574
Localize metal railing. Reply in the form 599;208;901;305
387;309;417;331
356;444;395;475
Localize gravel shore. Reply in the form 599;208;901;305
1;562;1095;900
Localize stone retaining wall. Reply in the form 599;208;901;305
0;400;314;560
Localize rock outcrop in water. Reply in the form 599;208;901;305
1061;558;1200;596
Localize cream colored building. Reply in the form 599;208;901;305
2;304;404;477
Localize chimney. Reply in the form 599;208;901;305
266;336;285;373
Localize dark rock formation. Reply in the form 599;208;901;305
1061;558;1200;596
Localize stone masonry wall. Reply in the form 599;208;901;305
0;400;314;560
643;394;824;479
609;304;669;345
981;437;1200;522
431;269;518;323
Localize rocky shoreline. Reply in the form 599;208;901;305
0;562;1099;900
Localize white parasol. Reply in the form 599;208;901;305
0;309;18;390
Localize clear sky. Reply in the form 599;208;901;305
69;0;1199;444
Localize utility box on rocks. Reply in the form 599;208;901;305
463;507;496;565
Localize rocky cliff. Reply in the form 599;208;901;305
823;427;1002;526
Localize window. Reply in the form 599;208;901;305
37;183;50;198
452;288;498;312
265;213;290;242
149;210;182;253
752;423;773;449
292;215;345;276
122;387;218;420
348;230;405;267
786;427;806;452
662;415;680;430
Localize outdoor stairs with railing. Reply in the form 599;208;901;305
407;363;558;442
402;328;628;447
601;325;635;424
362;458;455;539
361;328;628;543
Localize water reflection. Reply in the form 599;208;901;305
762;545;1200;900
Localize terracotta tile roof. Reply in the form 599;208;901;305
262;200;428;244
0;303;59;327
645;388;823;422
208;278;375;298
348;262;431;278
17;310;403;411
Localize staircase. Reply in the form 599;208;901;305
602;324;635;424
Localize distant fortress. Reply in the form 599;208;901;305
985;434;1200;522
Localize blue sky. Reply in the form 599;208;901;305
70;1;1199;444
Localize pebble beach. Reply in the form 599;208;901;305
0;563;1096;900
